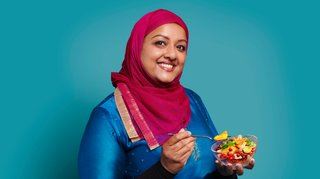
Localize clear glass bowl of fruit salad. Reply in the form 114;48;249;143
211;133;257;169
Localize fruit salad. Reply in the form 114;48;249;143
211;131;257;167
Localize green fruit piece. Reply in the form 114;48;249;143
227;141;236;147
221;143;229;149
243;146;252;154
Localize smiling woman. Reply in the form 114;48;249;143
77;9;253;178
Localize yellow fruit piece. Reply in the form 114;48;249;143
243;146;252;153
214;131;228;141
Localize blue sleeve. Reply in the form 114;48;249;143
78;107;126;179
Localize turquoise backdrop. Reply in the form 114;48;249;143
1;0;319;178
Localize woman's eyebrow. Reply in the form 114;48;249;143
152;34;169;40
151;34;187;43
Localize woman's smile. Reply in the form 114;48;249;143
157;62;176;72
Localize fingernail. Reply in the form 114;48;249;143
179;128;185;132
187;131;192;135
250;158;255;165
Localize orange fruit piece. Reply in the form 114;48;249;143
214;130;228;141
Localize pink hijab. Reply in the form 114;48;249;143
111;9;191;146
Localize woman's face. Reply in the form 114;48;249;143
141;23;187;84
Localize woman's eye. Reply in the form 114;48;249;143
177;45;186;52
155;41;166;46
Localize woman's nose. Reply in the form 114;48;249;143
164;45;177;60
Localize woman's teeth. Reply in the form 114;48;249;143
158;63;174;71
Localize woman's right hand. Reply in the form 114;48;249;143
160;128;195;174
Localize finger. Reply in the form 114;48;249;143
177;141;195;159
173;136;195;152
215;160;228;172
167;129;192;146
217;161;233;176
245;157;255;169
235;164;244;175
224;163;234;176
169;143;193;164
215;160;223;168
215;160;229;176
215;160;224;174
165;128;185;145
180;146;194;163
215;160;234;176
220;163;233;176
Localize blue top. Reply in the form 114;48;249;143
78;88;220;178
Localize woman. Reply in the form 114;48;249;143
78;9;254;178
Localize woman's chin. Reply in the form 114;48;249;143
155;76;176;84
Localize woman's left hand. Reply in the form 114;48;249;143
215;156;255;176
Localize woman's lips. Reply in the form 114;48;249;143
158;62;175;72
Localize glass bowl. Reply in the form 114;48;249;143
211;135;257;169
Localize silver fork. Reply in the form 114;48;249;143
167;133;214;141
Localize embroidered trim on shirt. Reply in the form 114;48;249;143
114;88;140;142
115;85;160;150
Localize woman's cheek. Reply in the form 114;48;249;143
152;50;164;59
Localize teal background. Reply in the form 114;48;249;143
1;0;319;178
